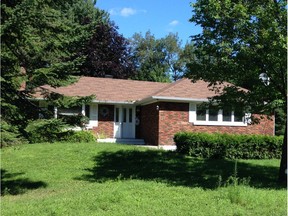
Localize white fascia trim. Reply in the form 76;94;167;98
30;98;135;105
151;96;209;103
193;121;247;127
135;97;155;105
91;100;135;105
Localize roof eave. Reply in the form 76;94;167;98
91;99;135;105
30;97;135;105
137;96;209;105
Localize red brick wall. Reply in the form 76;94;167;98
93;105;114;138
157;102;274;146
140;103;160;145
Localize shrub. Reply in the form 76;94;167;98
1;120;27;147
25;119;70;143
62;130;96;143
174;132;283;159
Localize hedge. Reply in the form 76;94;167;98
174;132;283;159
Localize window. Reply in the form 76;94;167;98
115;108;120;122
129;108;133;123
196;106;206;121
123;108;127;123
208;107;218;121
85;105;90;118
58;106;82;116
190;103;246;126
223;108;232;122
234;109;243;122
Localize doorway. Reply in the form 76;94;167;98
114;106;135;139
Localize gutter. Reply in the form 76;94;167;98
91;100;135;105
30;97;135;105
31;96;209;106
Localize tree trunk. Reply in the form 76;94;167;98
278;123;287;184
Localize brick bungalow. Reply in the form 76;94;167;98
34;77;274;146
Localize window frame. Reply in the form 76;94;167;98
189;103;247;126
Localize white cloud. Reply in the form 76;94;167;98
120;8;137;17
109;9;118;16
169;20;180;26
109;7;146;17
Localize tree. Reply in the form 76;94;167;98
1;0;107;137
187;0;287;182
130;31;184;82
181;42;199;76
79;22;136;79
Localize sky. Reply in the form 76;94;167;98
96;0;202;45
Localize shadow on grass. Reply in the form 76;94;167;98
1;169;47;196
78;149;285;190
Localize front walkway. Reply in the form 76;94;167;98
97;138;177;151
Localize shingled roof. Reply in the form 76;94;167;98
35;76;240;104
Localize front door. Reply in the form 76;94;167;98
114;106;135;139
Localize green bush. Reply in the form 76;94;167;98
1;120;27;147
174;132;283;159
25;119;70;143
62;130;96;143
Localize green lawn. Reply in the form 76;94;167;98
1;142;286;216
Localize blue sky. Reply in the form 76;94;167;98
96;0;202;45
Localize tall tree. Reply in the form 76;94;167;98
130;31;183;82
79;22;136;79
187;0;287;182
181;42;199;76
1;0;107;135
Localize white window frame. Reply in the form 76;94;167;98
83;104;98;128
50;103;98;128
189;103;248;126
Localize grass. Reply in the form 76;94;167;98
1;142;287;216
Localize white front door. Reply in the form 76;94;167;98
114;106;135;139
122;107;134;138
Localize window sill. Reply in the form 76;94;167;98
192;121;247;127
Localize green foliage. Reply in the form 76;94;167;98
62;131;96;143
1;120;27;147
24;119;95;143
217;161;251;206
188;0;287;118
1;0;107;143
79;22;136;78
174;132;283;159
130;31;184;82
275;108;286;135
47;93;95;109
25;119;70;143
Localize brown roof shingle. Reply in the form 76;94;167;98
37;77;169;102
153;78;232;99
35;77;243;103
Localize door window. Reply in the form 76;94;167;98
123;108;127;122
129;108;133;123
115;108;120;122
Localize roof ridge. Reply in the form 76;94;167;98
80;76;171;85
149;78;188;96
